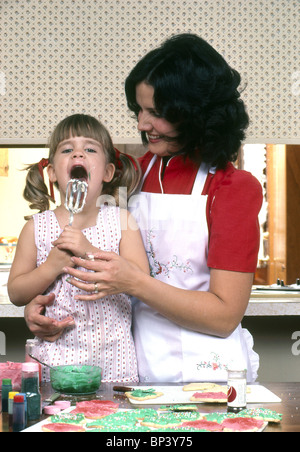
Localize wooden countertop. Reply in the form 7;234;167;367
1;382;300;432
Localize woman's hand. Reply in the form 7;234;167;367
63;251;138;300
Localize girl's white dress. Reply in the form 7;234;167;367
33;206;138;383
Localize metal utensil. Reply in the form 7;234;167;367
28;354;58;371
113;385;134;393
64;179;88;226
64;178;93;326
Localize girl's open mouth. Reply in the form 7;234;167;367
70;165;88;181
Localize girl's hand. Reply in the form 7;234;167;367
53;226;97;258
46;245;75;277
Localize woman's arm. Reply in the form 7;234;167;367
7;219;74;306
63;172;260;338
24;293;75;341
63;253;252;338
127;266;253;337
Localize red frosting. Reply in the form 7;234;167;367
42;423;85;432
71;399;119;419
192;391;227;399
183;419;223;431
221;417;264;431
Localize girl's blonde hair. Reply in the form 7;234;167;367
23;114;141;219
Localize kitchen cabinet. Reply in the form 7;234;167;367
267;145;300;285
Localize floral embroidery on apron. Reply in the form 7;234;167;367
197;352;228;373
146;229;193;278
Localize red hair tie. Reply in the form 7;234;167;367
114;148;138;171
38;158;49;177
37;158;55;201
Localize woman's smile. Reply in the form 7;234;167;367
136;82;179;156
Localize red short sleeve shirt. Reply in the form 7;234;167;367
139;152;263;273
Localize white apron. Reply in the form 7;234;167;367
129;156;259;383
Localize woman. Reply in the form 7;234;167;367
25;34;262;382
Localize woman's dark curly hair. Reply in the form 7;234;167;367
125;33;249;169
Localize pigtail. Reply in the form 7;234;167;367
102;149;141;206
23;159;55;220
115;149;141;197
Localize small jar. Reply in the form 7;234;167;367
1;378;12;412
8;391;19;429
25;338;42;382
13;394;26;432
227;366;247;413
21;362;41;420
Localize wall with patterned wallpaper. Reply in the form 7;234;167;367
0;0;299;145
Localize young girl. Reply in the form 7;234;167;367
8;114;149;382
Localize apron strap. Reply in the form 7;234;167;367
141;155;216;196
141;155;157;186
191;162;210;196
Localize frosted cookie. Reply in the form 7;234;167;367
42;422;85;432
125;388;163;401
71;399;119;419
86;408;157;430
182;419;223;431
125;408;158;421
190;391;227;403
204;412;236;423
170;411;202;422
183;382;219;392
236;408;282;423
140;411;201;429
96;425;153;432
159;404;198;411
160;426;208;432
50;413;86;425
221;417;265;432
140;412;182;429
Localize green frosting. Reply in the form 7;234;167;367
86;408;157;430
130;388;157;397
50;413;86;424
50;365;101;395
236;408;282;421
204;412;236;423
160;404;198;411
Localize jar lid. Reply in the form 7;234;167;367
54;400;71;409
227;358;247;372
18;393;27;400
22;362;39;372
44;405;61;415
2;378;12;385
9;391;19;399
14;395;24;403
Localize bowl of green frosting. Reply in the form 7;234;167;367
50;365;102;395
